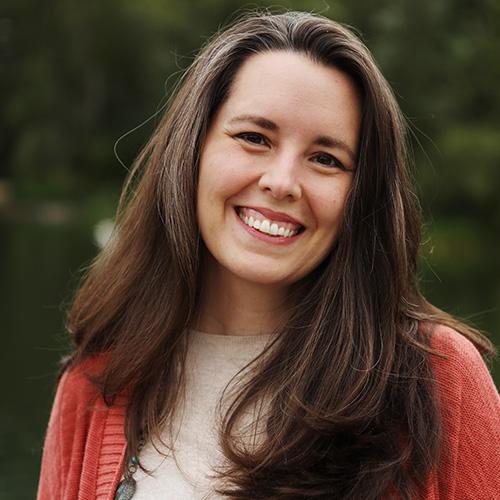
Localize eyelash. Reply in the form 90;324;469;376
234;132;347;171
235;132;268;146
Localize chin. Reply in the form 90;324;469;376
229;264;299;287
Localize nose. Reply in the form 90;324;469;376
257;153;303;201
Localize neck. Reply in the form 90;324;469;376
196;256;289;336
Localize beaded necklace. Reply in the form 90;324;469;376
114;438;145;500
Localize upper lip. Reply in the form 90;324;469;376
237;206;304;226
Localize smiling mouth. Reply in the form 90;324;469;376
235;207;304;238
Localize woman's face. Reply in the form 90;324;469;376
197;50;361;287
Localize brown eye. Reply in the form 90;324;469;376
236;132;268;146
312;152;346;170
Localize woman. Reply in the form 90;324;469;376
37;11;500;500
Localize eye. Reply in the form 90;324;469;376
235;132;268;146
311;152;347;171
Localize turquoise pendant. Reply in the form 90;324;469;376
114;478;136;500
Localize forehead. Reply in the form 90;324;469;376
231;50;352;94
220;50;362;150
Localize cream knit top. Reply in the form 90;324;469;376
133;330;273;499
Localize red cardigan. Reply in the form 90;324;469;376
37;326;500;499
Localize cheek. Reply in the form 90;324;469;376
200;152;256;203
309;179;351;231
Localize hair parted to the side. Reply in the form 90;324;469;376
67;10;495;500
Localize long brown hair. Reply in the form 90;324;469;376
67;11;495;499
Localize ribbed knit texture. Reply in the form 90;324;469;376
37;326;500;499
37;355;128;500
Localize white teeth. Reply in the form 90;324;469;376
238;210;300;238
260;220;270;233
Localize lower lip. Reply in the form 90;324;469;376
234;209;303;245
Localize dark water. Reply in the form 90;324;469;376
0;217;96;500
0;213;498;500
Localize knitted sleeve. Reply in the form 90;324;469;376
36;360;103;500
430;326;500;499
37;369;67;499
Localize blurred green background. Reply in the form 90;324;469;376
1;0;499;498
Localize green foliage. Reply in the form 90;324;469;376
3;0;499;192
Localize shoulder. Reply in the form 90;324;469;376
428;323;487;359
427;324;499;452
58;354;108;405
427;324;499;403
50;353;113;434
64;353;109;383
428;323;483;356
427;324;497;391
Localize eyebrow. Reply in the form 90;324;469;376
227;114;357;162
